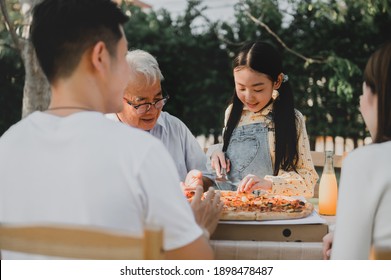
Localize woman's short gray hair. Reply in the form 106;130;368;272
126;49;164;86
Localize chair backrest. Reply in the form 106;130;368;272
0;224;163;260
370;246;391;260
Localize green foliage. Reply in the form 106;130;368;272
0;0;24;135
222;0;282;44
283;0;390;140
219;0;390;142
0;41;24;136
1;0;390;142
123;1;232;137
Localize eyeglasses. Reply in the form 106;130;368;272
124;95;169;114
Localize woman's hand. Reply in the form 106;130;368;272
190;186;223;236
322;232;334;260
180;169;203;192
237;174;273;193
210;151;230;177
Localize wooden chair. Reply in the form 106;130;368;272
370;246;391;260
0;224;164;260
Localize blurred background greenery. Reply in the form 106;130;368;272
1;0;390;147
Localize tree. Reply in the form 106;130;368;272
123;1;233;139
284;0;390;141
0;0;50;123
218;0;391;144
1;0;390;143
0;20;24;134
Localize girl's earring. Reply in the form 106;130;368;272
272;89;279;100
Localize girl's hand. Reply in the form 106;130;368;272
181;169;203;192
210;151;230;177
237;174;273;193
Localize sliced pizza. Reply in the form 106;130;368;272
185;190;314;221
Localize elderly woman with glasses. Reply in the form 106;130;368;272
107;49;214;191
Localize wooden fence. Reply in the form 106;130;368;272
196;134;373;156
313;135;372;155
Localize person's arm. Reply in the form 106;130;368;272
322;232;334;260
165;236;213;259
209;105;232;178
176;118;218;191
184;139;216;188
331;150;374;259
264;111;318;198
162;114;219;192
138;142;214;259
167;186;223;259
182;170;215;192
210;150;230;178
237;112;317;196
166;186;221;259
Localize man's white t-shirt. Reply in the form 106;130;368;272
0;111;202;259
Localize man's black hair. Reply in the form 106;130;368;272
31;0;129;83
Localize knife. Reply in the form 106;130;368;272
214;168;237;191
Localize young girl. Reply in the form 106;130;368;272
211;41;318;198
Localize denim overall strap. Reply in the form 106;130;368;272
225;122;273;188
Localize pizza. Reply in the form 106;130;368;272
185;190;313;221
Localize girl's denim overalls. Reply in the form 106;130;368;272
225;120;273;190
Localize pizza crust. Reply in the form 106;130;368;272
218;191;314;221
220;210;256;221
255;203;314;221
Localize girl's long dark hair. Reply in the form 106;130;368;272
222;41;298;175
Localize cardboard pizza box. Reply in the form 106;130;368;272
211;211;329;242
211;222;328;242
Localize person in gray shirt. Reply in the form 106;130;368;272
107;49;214;191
